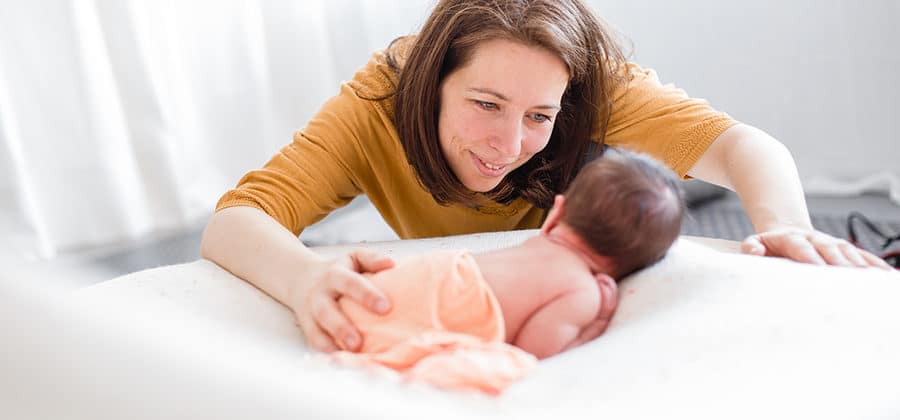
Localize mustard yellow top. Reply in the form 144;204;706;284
216;41;737;239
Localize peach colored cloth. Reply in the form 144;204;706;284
333;250;537;394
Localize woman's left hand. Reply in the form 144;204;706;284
741;227;893;269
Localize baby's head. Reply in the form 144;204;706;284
557;150;685;278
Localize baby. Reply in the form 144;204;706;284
331;150;685;394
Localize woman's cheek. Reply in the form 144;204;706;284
459;111;494;144
524;130;552;154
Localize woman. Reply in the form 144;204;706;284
201;0;890;353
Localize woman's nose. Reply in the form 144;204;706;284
489;117;524;157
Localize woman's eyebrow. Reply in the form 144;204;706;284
466;87;560;110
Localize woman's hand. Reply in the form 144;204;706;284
741;227;893;269
686;124;892;270
289;249;395;352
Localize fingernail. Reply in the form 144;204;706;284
343;334;359;349
373;298;390;313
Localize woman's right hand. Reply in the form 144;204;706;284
289;249;395;352
200;207;396;353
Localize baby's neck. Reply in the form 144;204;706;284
475;233;593;281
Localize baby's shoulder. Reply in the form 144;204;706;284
542;261;600;294
524;263;601;317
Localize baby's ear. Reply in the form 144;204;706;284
593;273;618;321
540;194;566;235
594;272;615;288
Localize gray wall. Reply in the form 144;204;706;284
589;0;899;182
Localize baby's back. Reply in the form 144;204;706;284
340;245;604;359
473;245;602;348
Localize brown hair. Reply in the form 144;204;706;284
562;150;685;278
388;0;627;209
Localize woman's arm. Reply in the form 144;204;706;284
201;51;410;351
688;123;891;268
200;206;395;351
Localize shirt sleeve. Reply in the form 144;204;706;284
599;62;739;178
215;84;375;235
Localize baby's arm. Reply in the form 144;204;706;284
513;287;600;359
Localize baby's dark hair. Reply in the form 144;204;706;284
561;149;685;279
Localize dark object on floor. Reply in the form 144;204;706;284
682;180;729;209
847;211;900;268
682;190;900;267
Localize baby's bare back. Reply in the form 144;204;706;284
473;243;600;344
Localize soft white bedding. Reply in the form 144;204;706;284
4;232;899;419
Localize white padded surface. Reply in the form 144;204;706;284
6;232;899;419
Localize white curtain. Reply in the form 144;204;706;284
0;0;431;259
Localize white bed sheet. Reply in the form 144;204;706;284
4;232;899;419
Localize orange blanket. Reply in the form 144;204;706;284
333;250;537;394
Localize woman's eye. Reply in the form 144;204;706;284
530;113;551;123
476;100;498;110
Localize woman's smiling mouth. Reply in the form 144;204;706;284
470;151;512;177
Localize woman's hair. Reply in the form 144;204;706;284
562;150;685;279
388;0;628;209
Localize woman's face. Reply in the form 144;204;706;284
438;38;570;193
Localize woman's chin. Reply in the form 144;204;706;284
463;178;504;193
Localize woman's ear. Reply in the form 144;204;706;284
540;194;567;235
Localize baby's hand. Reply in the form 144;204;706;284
563;274;618;351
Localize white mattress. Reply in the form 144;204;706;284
3;232;899;419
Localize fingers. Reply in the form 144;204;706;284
742;228;893;270
807;232;893;269
837;241;868;267
827;238;891;270
349;249;395;273
772;231;827;265
858;248;894;270
741;229;826;265
308;293;362;351
307;257;395;351
813;240;852;267
740;235;767;256
331;259;392;314
294;251;396;353
295;312;339;352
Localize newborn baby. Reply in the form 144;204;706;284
332;150;685;394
